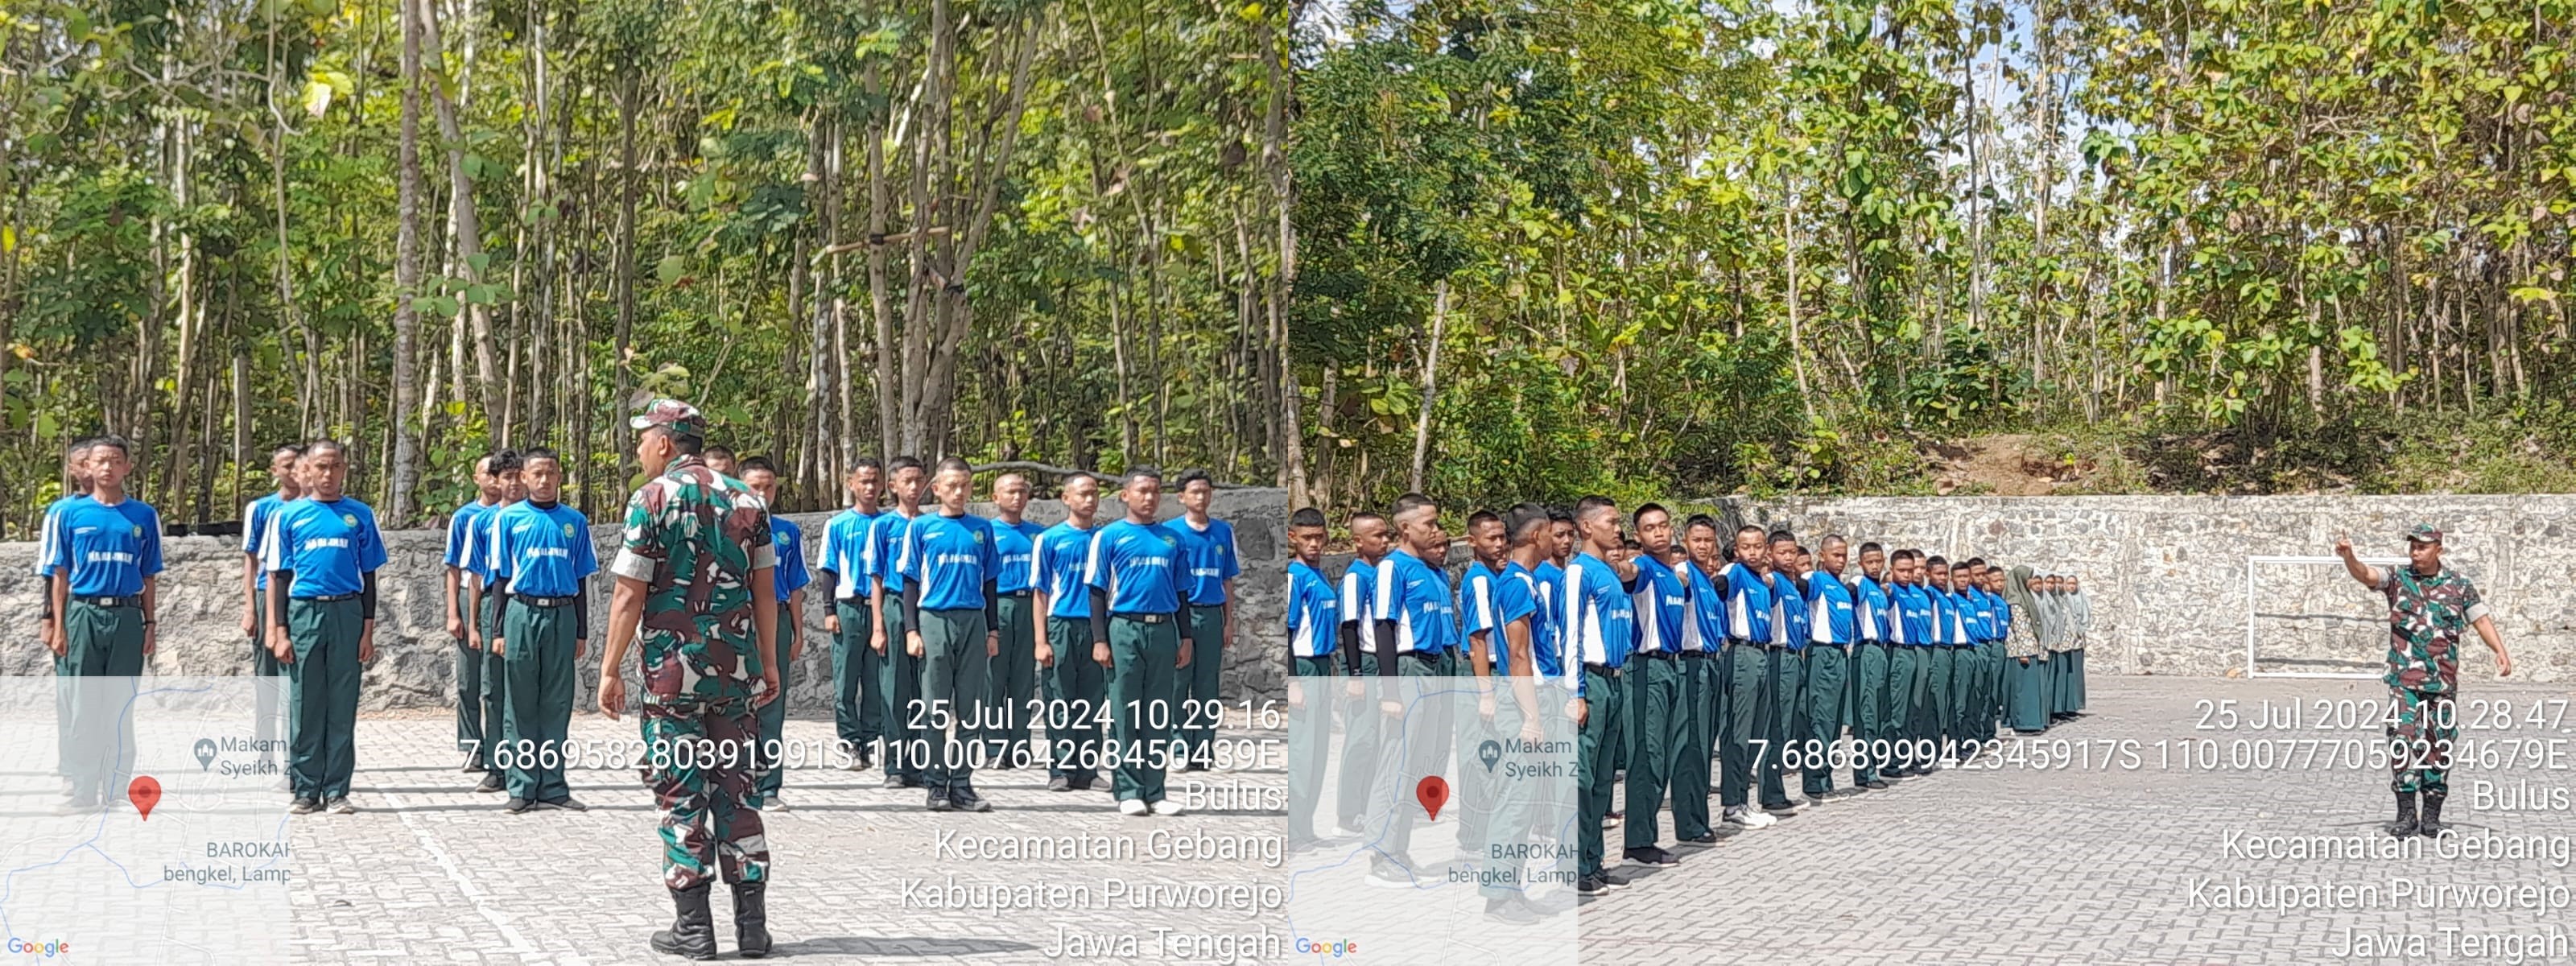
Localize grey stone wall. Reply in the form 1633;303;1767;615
0;488;1290;714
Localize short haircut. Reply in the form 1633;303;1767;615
1859;541;1884;555
1393;492;1435;517
1507;503;1551;540
705;444;736;461
1122;466;1163;488
1348;510;1386;530
1468;510;1502;530
64;437;95;460
887;456;925;474
1549;507;1575;525
1290;507;1327;529
303;438;349;460
1926;555;1949;568
1575;495;1620;523
1890;548;1918;564
270;442;305;459
1768;529;1797;546
1621;536;1641;550
520;446;563;465
1821;535;1848;551
934;456;973;476
1736;524;1767;541
1174;468;1215;491
851;456;884;474
1683;514;1719;534
740;455;778;475
1964;556;1986;569
1633;502;1669;525
1059;471;1096;492
667;432;704;456
88;435;133;458
489;448;525;473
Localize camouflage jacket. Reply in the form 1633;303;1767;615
609;454;776;703
2376;566;2488;693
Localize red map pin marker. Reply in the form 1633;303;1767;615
1415;776;1449;821
128;777;161;821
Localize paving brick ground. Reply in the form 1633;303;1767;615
280;675;2576;964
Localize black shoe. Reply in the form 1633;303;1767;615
649;883;718;960
504;797;535;814
732;881;772;957
950;787;993;813
882;774;909;789
927;789;953;811
287;797;320;815
902;775;925;788
2384;789;2419;837
474;772;505;794
1603;869;1635;889
460;752;484;773
541;795;588;812
1861;778;1890;790
1046;775;1072;792
1576;874;1611;896
1622;846;1678;866
1678;832;1718;844
2417;790;2448;838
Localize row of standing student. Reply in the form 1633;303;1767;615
1281;497;2094;898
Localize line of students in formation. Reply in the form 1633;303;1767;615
1278;497;2095;898
440;450;1245;818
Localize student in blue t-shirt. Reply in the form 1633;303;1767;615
1803;536;1860;803
898;458;1004;813
1330;511;1392;835
238;443;303;774
1474;504;1554;916
1672;515;1730;844
984;473;1050;770
1565;497;1641;896
1923;555;1963;764
485;448;597;814
1848;542;1894;790
1084;469;1195;817
45;436;161;811
740;456;808;810
1032;473;1108;792
261;440;386;815
864;456;928;787
460;450;526;795
1282;507;1338;849
1764;532;1810;813
444;452;504;776
815;458;885;769
1168;469;1241;772
1718;524;1780;829
1887;549;1936;777
1620;504;1689;868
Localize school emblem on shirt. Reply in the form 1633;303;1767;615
562;522;576;538
973;531;986;544
341;513;357;526
130;524;142;537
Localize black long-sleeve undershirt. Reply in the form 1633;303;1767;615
1338;619;1364;675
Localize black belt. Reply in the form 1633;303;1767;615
516;595;578;609
1679;650;1713;658
74;595;142;609
838;597;868;607
298;592;361;603
1730;639;1782;650
1584;663;1620;679
1402;650;1445;663
1637;649;1677;661
998;589;1033;599
1113;611;1175;625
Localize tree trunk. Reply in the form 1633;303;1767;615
1409;280;1448;493
387;0;427;524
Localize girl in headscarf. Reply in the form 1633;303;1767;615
2032;575;2065;720
2002;565;2050;733
2068;576;2093;715
2044;576;2077;720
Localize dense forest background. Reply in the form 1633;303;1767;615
2;0;2571;535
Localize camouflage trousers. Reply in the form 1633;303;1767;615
642;698;770;890
2387;687;2457;795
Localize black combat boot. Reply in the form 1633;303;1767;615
733;881;773;957
650;882;719;960
2417;790;2448;838
2382;789;2417;838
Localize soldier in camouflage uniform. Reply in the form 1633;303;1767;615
597;399;782;961
2338;524;2512;840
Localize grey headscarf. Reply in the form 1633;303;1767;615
2068;578;2093;646
2034;576;2068;648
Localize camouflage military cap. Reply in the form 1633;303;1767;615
2406;523;2443;544
628;398;706;439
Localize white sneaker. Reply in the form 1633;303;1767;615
1150;799;1187;816
1118;799;1150;816
1723;807;1775;829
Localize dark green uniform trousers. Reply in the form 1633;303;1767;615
2008;655;2050;733
832;598;884;753
1802;645;1847;797
1173;603;1226;769
985;595;1039;766
1373;652;1451;860
1333;653;1381;829
1947;644;1977;752
1622;653;1682;849
286;597;363;802
1613;657;1637;776
1476;681;1545;900
1851;642;1889;784
918;607;992;791
1926;646;1956;757
2070;648;2088;712
756;601;797;801
1889;646;1926;774
1045;617;1108;783
251;588;285;770
459;595;506;770
1717;642;1770;809
1762;647;1803;807
877;598;923;781
1107;614;1181;803
1286;655;1335;842
501;597;578;803
64;599;146;803
1575;665;1623;878
1670;651;1718;839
